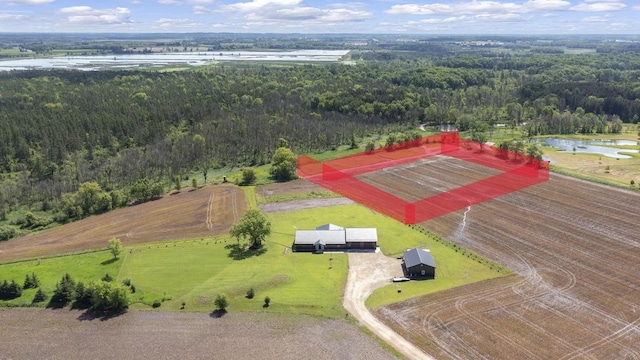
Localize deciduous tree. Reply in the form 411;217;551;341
270;147;297;182
108;238;123;259
229;209;271;249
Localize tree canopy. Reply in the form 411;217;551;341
108;238;123;259
229;209;271;249
270;147;297;182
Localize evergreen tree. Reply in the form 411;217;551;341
49;273;76;307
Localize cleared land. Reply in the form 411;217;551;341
543;149;640;187
0;309;397;360
256;179;328;198
370;157;640;359
358;156;503;202
0;185;245;262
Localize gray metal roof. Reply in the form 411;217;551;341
345;228;378;243
316;224;344;231
294;230;346;245
404;248;436;269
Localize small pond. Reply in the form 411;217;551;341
532;138;638;159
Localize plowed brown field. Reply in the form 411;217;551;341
0;185;246;262
370;158;640;359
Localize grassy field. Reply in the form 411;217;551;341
0;250;123;306
535;130;640;189
0;200;505;318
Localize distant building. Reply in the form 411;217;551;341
403;248;436;278
293;224;377;252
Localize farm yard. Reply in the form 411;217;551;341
0;185;245;262
370;156;640;359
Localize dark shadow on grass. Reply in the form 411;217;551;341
225;244;267;260
100;258;118;266
209;309;227;318
77;309;127;322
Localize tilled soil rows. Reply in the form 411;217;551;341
370;158;639;359
0;185;245;262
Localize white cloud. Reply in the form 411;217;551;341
582;15;607;21
224;0;302;12
475;12;523;21
571;2;626;11
464;1;521;13
318;8;372;22
158;0;182;5
0;12;27;19
387;0;629;16
58;6;132;24
220;0;371;23
386;3;453;15
420;16;466;24
523;0;571;11
155;18;203;27
187;0;215;4
387;1;529;15
272;6;323;20
193;5;214;14
0;0;53;4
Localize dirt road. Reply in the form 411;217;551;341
343;251;435;360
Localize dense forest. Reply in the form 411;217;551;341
1;35;639;240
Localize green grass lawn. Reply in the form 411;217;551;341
0;202;506;317
0;250;123;306
118;236;347;317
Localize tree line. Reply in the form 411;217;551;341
1;48;638;240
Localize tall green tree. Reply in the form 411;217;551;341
89;281;129;312
229;209;271;249
108;238;123;259
270;147;297;182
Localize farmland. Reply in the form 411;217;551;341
0;185;245;262
0;309;397;360
371;157;640;359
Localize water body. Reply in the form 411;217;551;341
532;138;639;159
0;50;351;71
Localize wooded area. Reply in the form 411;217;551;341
1;35;639;240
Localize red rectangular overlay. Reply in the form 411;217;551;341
298;132;549;224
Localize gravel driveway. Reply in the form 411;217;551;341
343;250;435;360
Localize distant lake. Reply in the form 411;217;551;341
532;137;639;159
0;50;351;71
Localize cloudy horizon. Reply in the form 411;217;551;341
0;0;638;34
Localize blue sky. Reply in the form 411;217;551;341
0;0;638;34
